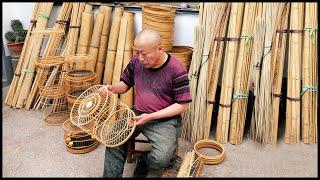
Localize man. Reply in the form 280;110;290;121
100;28;191;177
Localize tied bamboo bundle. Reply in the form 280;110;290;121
229;3;258;145
216;3;245;144
119;12;135;108
26;3;73;110
103;6;124;85
301;2;317;144
11;3;54;109
270;3;290;145
5;3;40;107
205;3;231;139
285;2;304;144
76;5;93;56
95;6;112;84
86;12;105;71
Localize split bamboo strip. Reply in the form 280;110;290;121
229;3;258;145
205;4;231;139
76;5;93;56
270;3;290;145
302;2;317;144
5;3;40;106
13;3;54;108
112;13;128;85
216;3;244;144
95;6;113;84
285;2;304;144
119;12;135;108
103;6;124;85
86;12;105;71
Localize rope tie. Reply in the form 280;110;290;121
240;34;254;53
304;26;318;45
301;85;318;96
38;12;50;20
21;69;34;74
232;92;248;100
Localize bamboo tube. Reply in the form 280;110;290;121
216;3;245;144
12;3;54;108
285;2;304;144
5;3;40;106
86;12;105;71
95;6;113;84
270;3;290;145
229;3;258;145
76;5;93;56
119;12;135;108
302;2;317;144
103;6;124;85
205;4;231;139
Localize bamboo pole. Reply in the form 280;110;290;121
216;3;244;144
76;4;93;56
285;2;304;144
103;6;124;85
95;5;113;84
229;3;258;145
5;3;40;106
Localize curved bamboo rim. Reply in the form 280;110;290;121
63;118;85;134
64;70;97;84
39;85;66;98
168;46;193;68
36;56;65;68
193;139;226;165
44;112;68;126
66;140;99;154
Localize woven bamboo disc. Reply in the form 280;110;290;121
168;46;193;70
193;139;226;165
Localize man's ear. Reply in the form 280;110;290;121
158;44;164;52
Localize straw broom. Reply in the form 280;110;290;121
5;3;40;106
270;3;290;145
285;2;304;144
103;6;124;85
302;2;317;144
12;3;54;108
86;12;105;71
229;3;258;145
216;3;245;144
95;6;112;84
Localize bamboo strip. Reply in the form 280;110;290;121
103;6;124;85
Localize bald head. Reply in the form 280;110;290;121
134;28;161;48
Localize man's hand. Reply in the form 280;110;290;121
98;85;115;96
132;113;153;126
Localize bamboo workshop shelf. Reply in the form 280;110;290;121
70;85;136;147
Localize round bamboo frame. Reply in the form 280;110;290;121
41;95;68;126
193;139;226;165
168;46;193;70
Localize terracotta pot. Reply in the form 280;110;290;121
6;42;24;58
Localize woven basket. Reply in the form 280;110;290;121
168;46;193;70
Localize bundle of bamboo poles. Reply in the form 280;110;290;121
270;3;290;145
103;6;124;85
6;3;54;109
229;3;258;145
285;2;304;144
301;2;317;144
26;3;72;110
216;3;245;144
95;6;112;84
76;4;93;55
5;3;40;107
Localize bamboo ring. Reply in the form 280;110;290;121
193;139;226;165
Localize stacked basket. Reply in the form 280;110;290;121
168;46;193;71
142;3;176;51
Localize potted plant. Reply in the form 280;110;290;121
5;19;27;58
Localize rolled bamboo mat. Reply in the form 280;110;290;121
302;2;317;144
205;3;231;140
229;3;258;145
86;12;105;71
12;3;54;108
103;6;124;85
216;3;245;144
95;5;112;84
5;3;40;107
76;4;93;55
119;12;135;108
285;2;304;144
167;46;193;71
270;3;290;145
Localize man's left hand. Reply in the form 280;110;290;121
132;113;153;126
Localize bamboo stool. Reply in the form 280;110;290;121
63;118;99;154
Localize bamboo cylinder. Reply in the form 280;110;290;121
76;5;94;55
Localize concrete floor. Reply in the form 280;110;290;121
2;86;318;177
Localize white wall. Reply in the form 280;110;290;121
2;3;198;56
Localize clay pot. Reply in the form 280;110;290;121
6;42;24;58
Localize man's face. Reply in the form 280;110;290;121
133;42;162;68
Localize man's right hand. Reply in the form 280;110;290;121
98;85;115;96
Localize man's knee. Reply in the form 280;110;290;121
148;149;174;170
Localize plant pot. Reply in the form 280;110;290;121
6;42;24;58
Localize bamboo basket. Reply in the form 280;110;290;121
168;46;193;71
70;85;136;147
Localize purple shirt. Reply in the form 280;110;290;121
120;53;192;113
